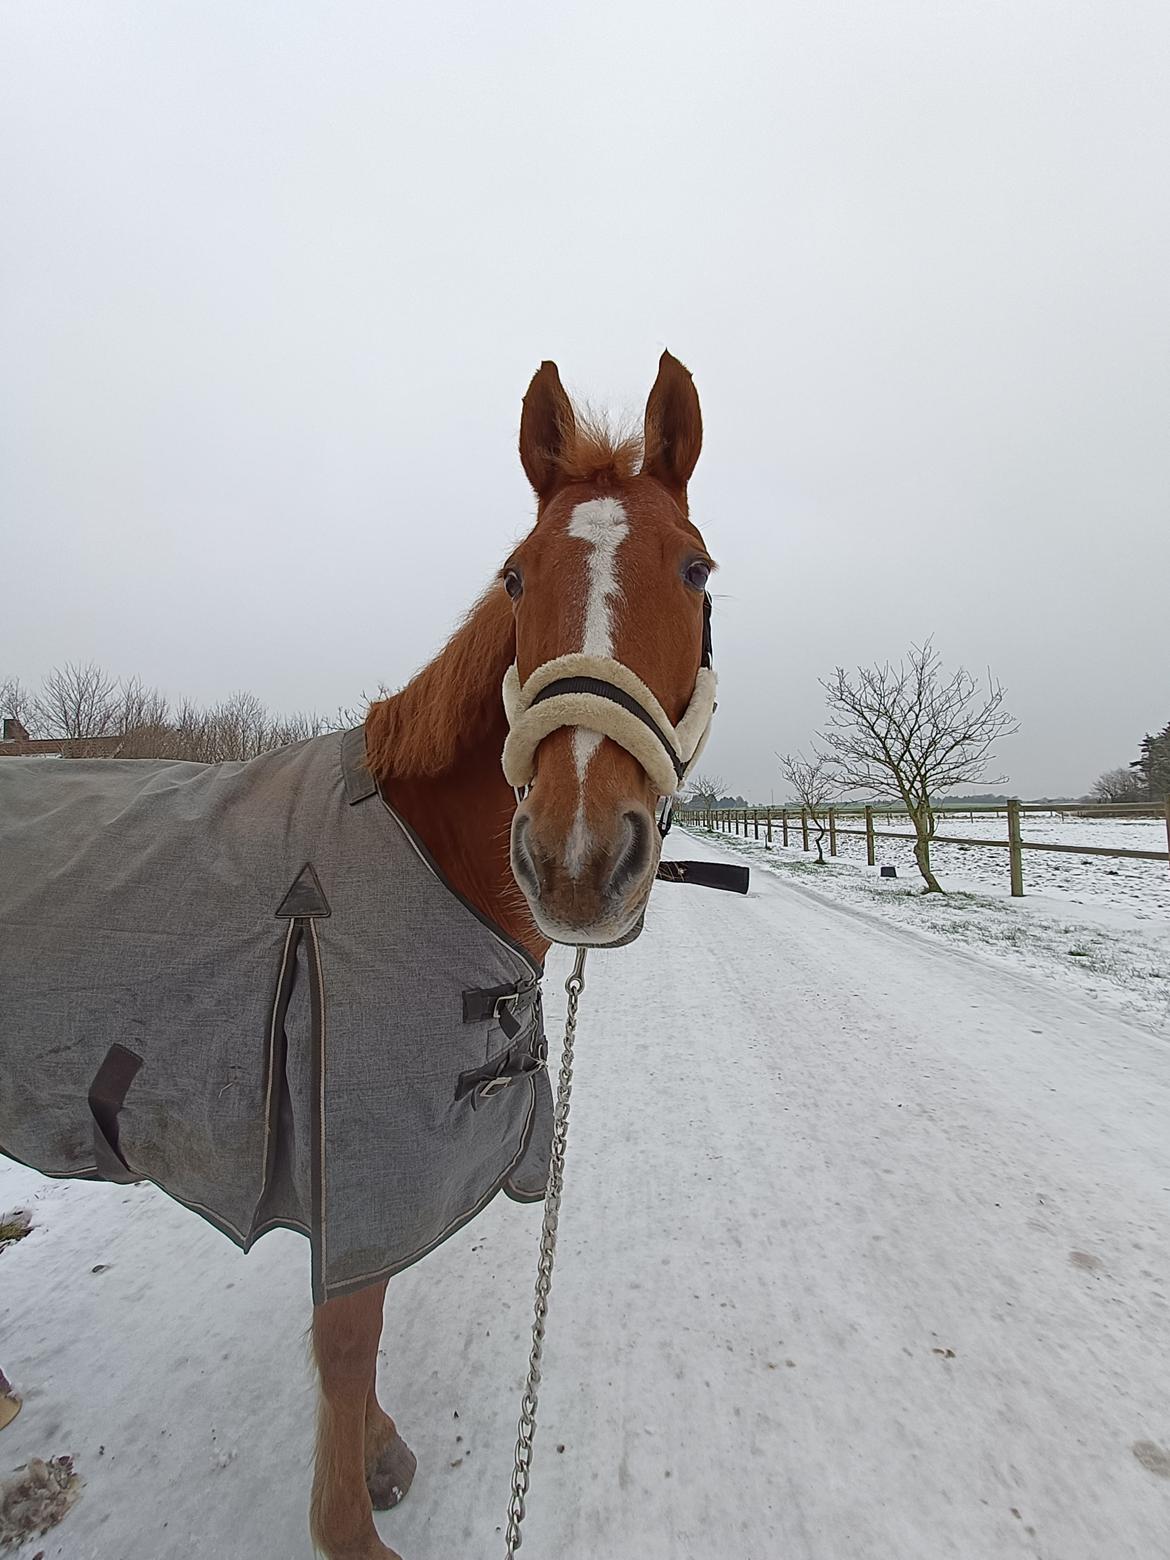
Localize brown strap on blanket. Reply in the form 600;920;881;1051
88;1043;144;1184
341;725;378;804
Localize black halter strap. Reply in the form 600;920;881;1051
664;592;714;838
527;676;686;785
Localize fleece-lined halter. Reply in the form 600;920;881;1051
501;594;717;812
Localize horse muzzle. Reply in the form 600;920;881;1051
510;797;659;947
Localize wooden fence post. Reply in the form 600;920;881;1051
829;808;838;857
801;808;809;852
1007;797;1024;897
865;805;875;866
753;809;760;840
766;810;773;850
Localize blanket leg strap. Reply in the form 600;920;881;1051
88;1043;144;1184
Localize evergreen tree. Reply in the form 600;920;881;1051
1132;722;1170;802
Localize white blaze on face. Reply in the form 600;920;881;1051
568;495;630;657
564;497;630;877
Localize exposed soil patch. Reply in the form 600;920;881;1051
1069;1250;1104;1273
1132;1440;1170;1479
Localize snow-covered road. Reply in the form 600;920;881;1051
3;834;1169;1559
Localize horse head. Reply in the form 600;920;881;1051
502;351;716;946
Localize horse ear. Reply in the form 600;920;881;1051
642;351;702;504
519;361;575;500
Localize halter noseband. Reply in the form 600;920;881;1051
500;595;716;821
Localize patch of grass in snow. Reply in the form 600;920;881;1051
0;1210;33;1250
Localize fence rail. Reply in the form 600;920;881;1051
678;799;1170;896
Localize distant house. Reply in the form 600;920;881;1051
0;718;127;759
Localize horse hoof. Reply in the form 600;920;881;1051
367;1431;417;1510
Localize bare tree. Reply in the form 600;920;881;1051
266;708;335;748
687;772;726;808
9;660;346;762
231;690;271;759
34;662;119;753
1090;766;1146;804
1;675;38;736
683;772;727;827
820;640;1017;893
112;677;173;758
778;751;836;863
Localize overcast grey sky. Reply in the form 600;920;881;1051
2;0;1167;800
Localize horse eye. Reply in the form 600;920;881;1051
684;560;710;592
503;569;523;601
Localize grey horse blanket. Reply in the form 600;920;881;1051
0;728;551;1302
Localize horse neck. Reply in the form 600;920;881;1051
365;593;548;966
381;722;545;963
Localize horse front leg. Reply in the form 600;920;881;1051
311;1283;403;1560
362;1282;417;1511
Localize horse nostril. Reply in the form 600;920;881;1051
605;809;652;900
511;814;541;900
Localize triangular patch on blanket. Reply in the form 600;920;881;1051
275;862;331;918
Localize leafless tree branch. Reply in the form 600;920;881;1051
34;662;120;754
1089;766;1146;804
818;639;1017;891
777;750;837;863
1;675;38;736
686;772;726;808
6;663;346;762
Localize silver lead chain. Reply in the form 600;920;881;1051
504;945;588;1558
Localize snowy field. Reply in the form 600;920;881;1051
701;816;1170;1041
3;833;1170;1559
823;812;1170;919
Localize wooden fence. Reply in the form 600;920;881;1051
678;800;1170;897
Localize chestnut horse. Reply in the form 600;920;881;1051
303;350;712;1559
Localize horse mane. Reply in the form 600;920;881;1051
364;584;516;781
554;409;642;487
